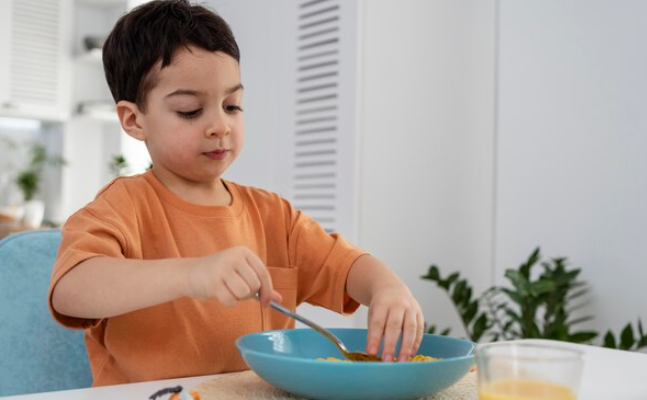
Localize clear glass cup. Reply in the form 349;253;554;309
475;342;584;400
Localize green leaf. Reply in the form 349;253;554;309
463;301;478;324
636;320;647;349
603;331;617;349
502;288;523;305
566;269;582;280
30;143;47;168
426;324;452;336
452;280;467;305
620;324;635;350
520;247;541;278
472;313;488;342
445;272;460;286
109;154;130;177
569;331;598;343
464;287;473;304
438;272;460;290
639;319;644;338
12;141;67;201
505;309;522;323
505;270;530;297
567;288;589;301
425;324;438;334
530;279;556;295
529;321;541;338
15;170;39;201
421;265;440;281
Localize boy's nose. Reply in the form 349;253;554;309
205;115;230;138
206;127;229;138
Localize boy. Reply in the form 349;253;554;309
49;0;424;386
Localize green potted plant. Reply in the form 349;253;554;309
422;248;647;351
14;142;66;228
108;154;130;177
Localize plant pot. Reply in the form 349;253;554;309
22;200;45;229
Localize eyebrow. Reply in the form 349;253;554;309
165;83;244;98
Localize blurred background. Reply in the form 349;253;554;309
0;0;645;346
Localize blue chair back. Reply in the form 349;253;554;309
0;230;92;396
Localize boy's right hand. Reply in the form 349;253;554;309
184;246;282;307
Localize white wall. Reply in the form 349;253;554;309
359;0;497;335
359;0;647;341
496;0;647;335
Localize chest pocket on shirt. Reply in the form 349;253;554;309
263;266;298;330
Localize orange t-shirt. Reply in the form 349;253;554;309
48;171;364;386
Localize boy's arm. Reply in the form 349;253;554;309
52;246;280;320
346;255;424;362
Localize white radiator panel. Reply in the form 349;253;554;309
290;0;360;240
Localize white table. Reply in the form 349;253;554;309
1;374;221;400
3;340;647;400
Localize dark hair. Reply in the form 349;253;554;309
103;0;240;111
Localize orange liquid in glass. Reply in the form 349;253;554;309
480;379;576;400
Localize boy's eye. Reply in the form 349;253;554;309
177;109;202;119
225;105;244;114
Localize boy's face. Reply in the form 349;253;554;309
120;45;244;190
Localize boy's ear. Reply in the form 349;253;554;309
117;100;146;141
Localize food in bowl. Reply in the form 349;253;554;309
317;354;441;362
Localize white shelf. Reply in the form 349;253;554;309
76;101;119;123
75;111;120;123
75;48;103;65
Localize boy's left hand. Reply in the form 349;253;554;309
365;286;424;362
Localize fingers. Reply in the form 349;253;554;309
271;290;283;304
218;273;249;306
395;309;418;361
366;296;425;362
413;310;425;355
233;263;262;296
190;246;276;307
366;304;387;356
244;249;274;306
381;309;404;362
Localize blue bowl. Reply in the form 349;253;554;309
236;328;475;400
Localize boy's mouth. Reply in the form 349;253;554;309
204;149;228;161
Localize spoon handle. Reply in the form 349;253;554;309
255;295;348;353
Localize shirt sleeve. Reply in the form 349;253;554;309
48;199;132;330
285;200;368;315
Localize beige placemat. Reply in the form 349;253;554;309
193;370;478;400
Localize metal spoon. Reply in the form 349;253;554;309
255;295;381;362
